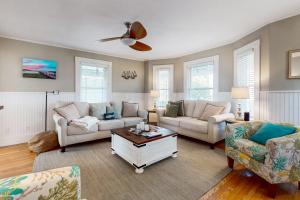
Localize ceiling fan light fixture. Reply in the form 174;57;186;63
121;38;136;46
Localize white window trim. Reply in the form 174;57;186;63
234;40;260;119
153;64;174;102
183;55;219;100
75;56;112;102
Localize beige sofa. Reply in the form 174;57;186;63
53;101;147;152
157;100;234;148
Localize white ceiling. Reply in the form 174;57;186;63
1;0;300;61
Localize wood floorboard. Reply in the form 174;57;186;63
0;142;299;199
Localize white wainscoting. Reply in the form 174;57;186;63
1;90;299;147
259;91;300;126
0;92;146;147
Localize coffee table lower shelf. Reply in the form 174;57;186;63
111;133;178;174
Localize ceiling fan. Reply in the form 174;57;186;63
100;21;152;51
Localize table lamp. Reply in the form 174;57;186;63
150;90;160;110
231;87;249;120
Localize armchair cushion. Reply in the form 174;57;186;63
235;138;268;162
250;123;297;145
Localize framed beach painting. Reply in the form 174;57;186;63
22;58;57;79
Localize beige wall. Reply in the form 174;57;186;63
146;13;300;93
2;14;300;93
145;30;269;93
268;15;300;90
0;37;144;92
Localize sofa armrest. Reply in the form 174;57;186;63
208;113;235;124
138;110;148;120
0;165;81;199
265;132;300;171
53;113;68;147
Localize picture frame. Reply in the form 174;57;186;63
288;49;300;79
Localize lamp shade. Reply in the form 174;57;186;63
231;87;249;99
150;90;160;98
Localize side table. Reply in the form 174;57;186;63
147;109;157;125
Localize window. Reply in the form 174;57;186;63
153;65;174;108
75;57;112;103
234;40;260;119
184;56;219;100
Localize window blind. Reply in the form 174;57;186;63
80;64;108;103
236;49;255;115
156;69;170;108
187;61;214;100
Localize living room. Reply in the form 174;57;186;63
1;0;300;199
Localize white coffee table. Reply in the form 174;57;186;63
111;126;178;173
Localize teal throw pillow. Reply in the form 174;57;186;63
106;105;122;119
249;122;297;145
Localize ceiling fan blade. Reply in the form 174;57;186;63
130;21;147;40
100;37;122;42
130;41;152;51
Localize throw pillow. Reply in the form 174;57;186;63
169;100;185;116
104;112;115;120
54;103;80;122
249;122;297;145
89;103;108;120
107;105;122;119
199;104;225;121
122;102;139;117
165;104;179;118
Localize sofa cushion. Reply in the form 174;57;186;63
122;117;144;127
54;103;81;122
184;100;196;117
122;102;139;117
169;100;184;116
55;101;89;117
192;100;207;118
165;104;179;118
179;118;208;133
67;123;98;136
235;138;268;162
199;104;225;121
98;119;124;131
160;117;181;126
89;103;109;120
210;101;231;114
73;102;89;117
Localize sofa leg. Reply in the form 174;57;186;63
298;181;300;190
209;143;215;149
227;156;234;169
60;147;66;153
267;183;277;198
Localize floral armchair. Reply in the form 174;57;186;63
0;165;81;200
225;121;300;198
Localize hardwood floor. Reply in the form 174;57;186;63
0;143;35;179
0;143;299;199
